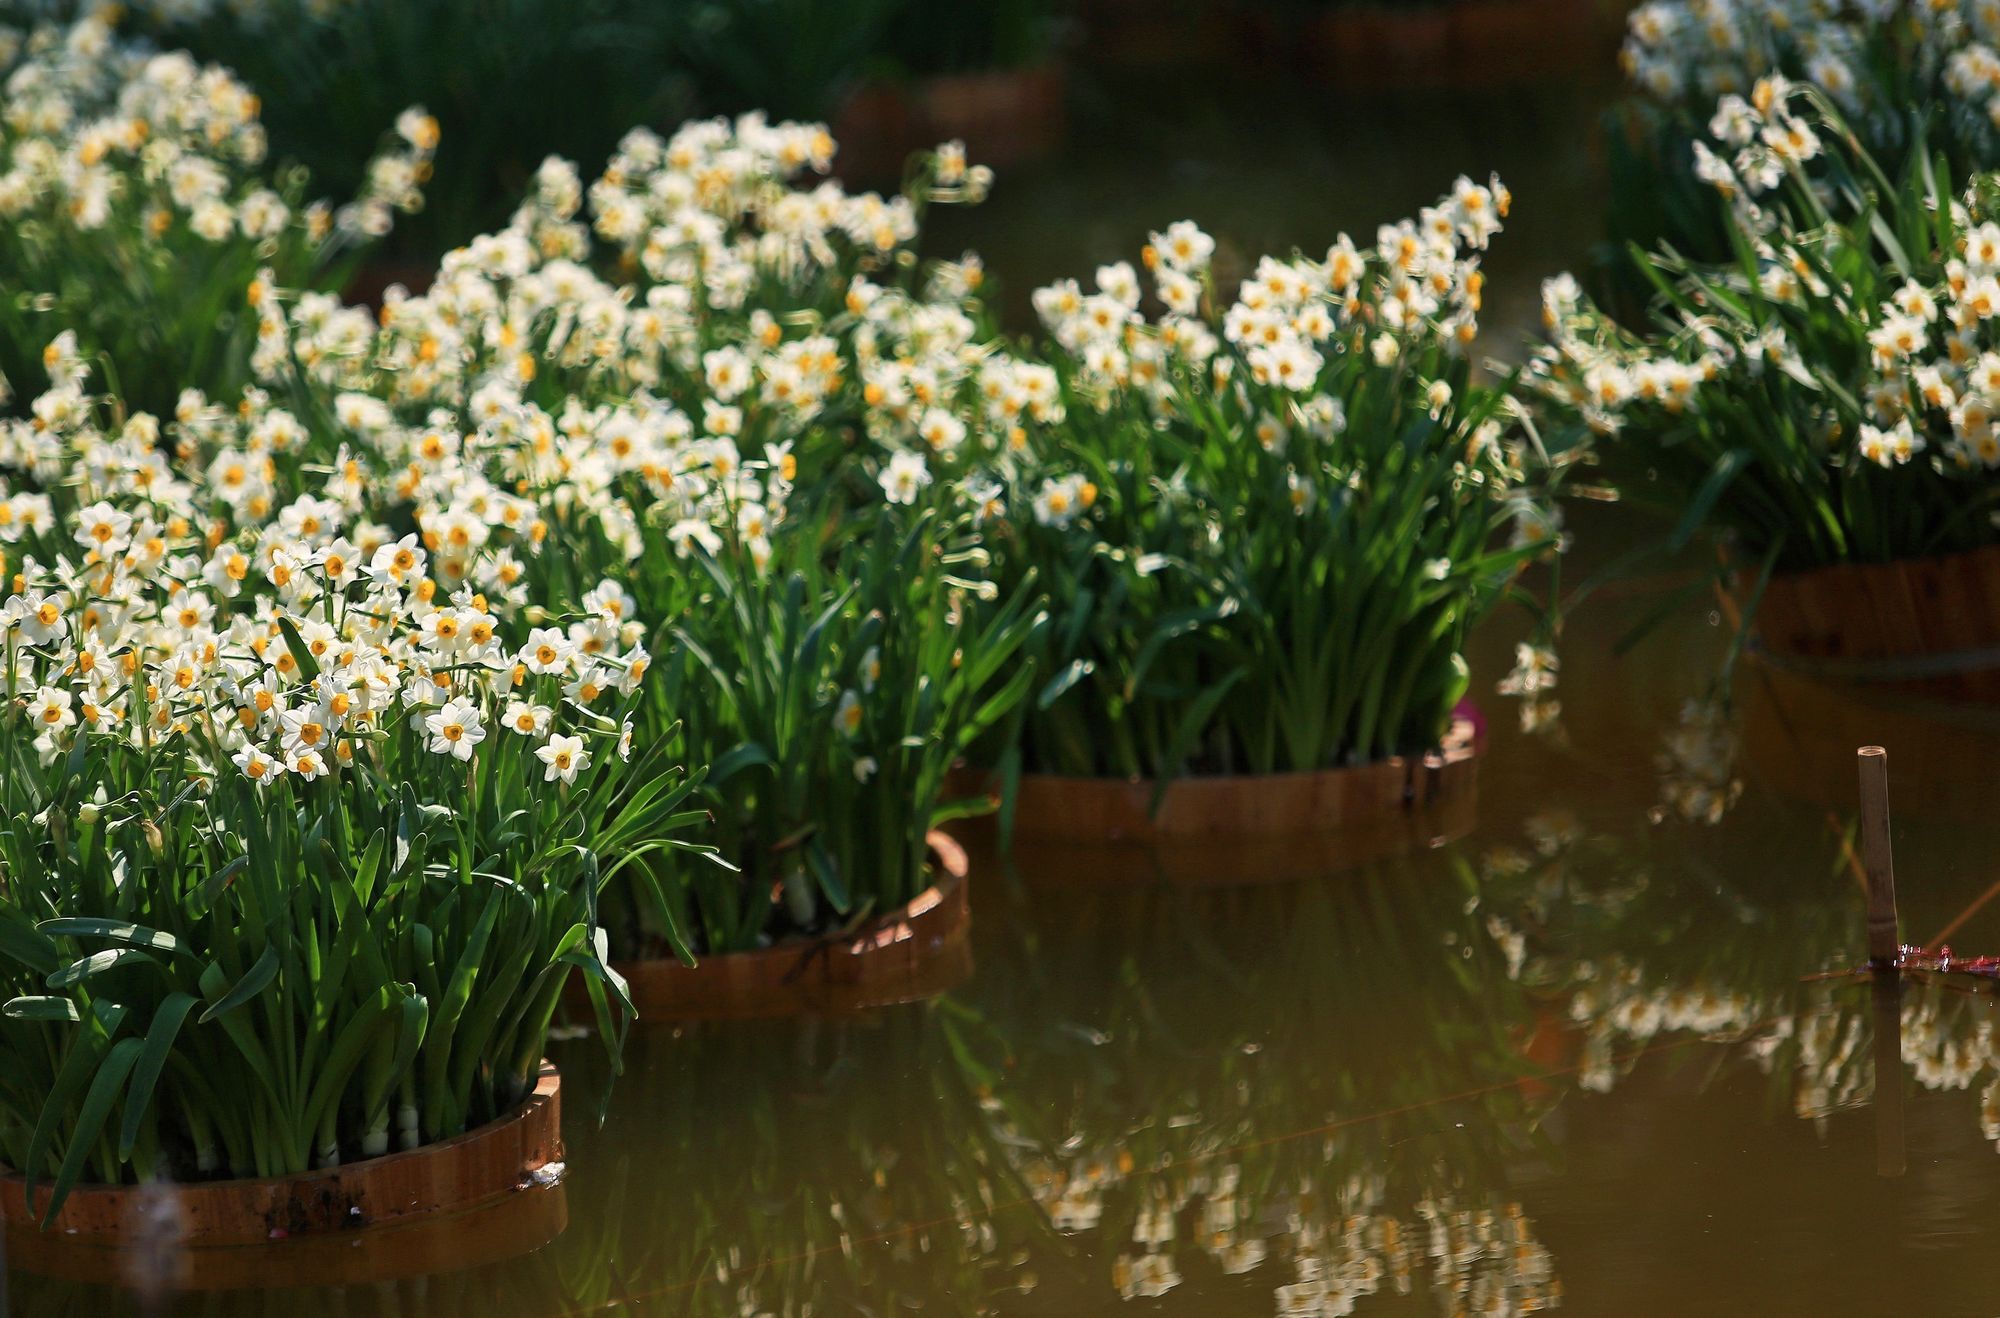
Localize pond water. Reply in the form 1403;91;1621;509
13;76;2000;1318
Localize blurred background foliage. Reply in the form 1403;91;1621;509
0;0;1630;261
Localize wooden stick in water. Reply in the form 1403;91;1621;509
1858;746;1899;965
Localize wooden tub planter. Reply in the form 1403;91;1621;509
341;257;437;313
915;65;1067;172
1;1062;566;1290
1743;545;2000;705
1310;0;1619;90
831;65;1067;186
588;831;973;1022
955;717;1481;884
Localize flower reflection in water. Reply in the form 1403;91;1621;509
967;856;1569;1314
1475;811;2000;1159
1653;693;1744;826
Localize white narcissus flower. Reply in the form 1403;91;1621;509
503;701;553;736
1150;219;1214;273
424;697;486;760
30;686;75;732
233;744;282;784
279;703;331;756
535;733;590;784
289;748;331;782
74;501;132;551
520;627;572;674
878;450;932;505
1286;470;1315;515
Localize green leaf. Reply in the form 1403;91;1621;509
3;996;80;1022
47;948;158;989
364;992;429;1134
39;918;187;957
1868;210;1913;280
806;836;850;916
192;853;250;915
24;1001;126;1212
299;987;397;1150
709;741;775;786
1036;658;1094;711
119;993;198;1159
352;827;387;906
1127;602;1232;698
198;944;280;1023
43;1036;145;1225
0;908;60;977
273;612;322;683
1670;449;1750;550
1149;666;1251;814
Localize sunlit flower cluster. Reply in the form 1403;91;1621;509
252;115;1001;593
1854;195;2000;472
0;12;435;419
1035;174;1501;401
0;15;433;252
1622;0;2000;159
1001;179;1522;517
0;369;642;790
588;116;990;293
292;114;986;423
1540;82;2000;481
1534;274;1725;443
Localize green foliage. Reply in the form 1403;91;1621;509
1598;1;2000;315
1538;89;2000;572
0;16;431;415
145;0;693;256
538;485;1043;957
0;397;705;1213
1007;350;1542;778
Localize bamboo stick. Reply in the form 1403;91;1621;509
1857;746;1899;965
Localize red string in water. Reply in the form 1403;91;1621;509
1892;946;2000;977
